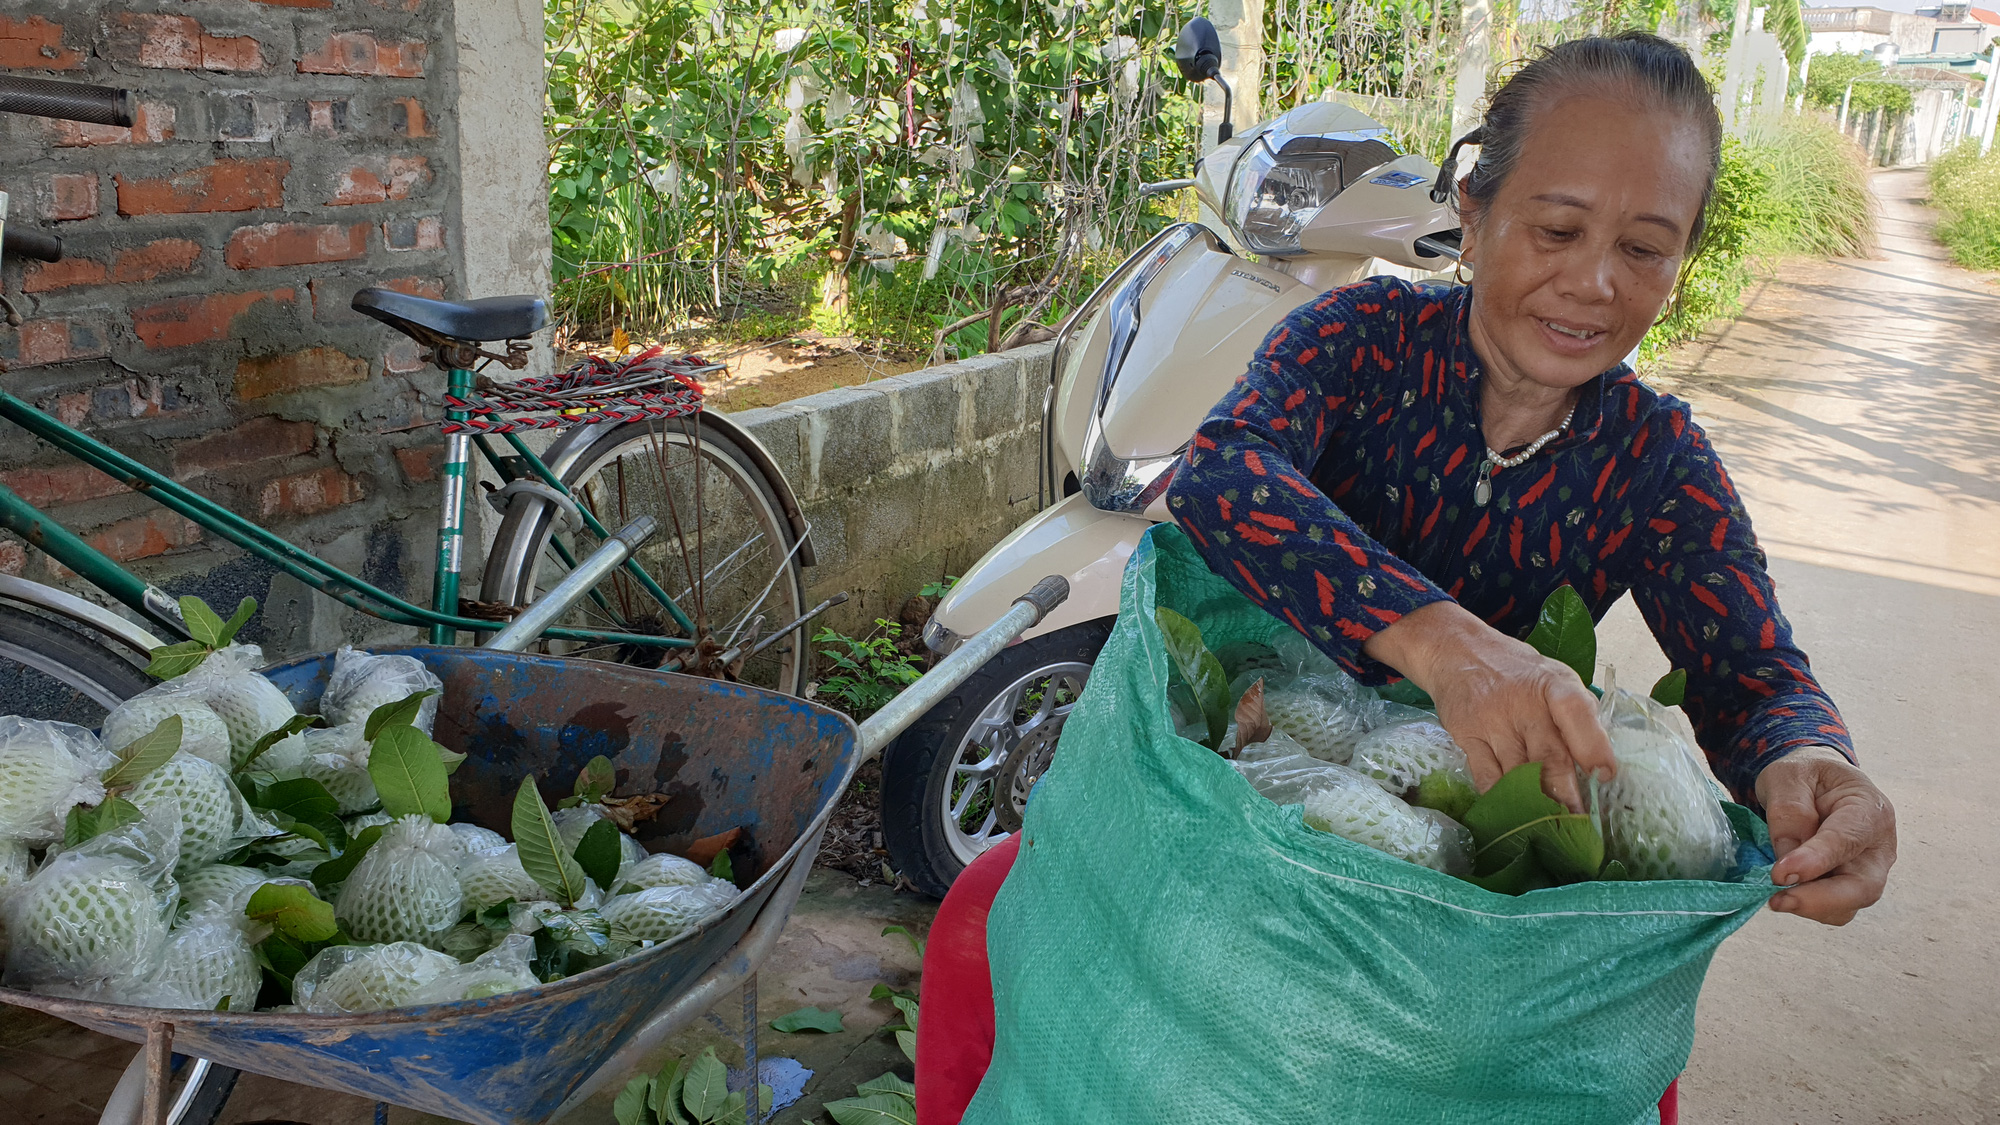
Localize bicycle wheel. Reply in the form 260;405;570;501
0;602;152;726
481;416;809;695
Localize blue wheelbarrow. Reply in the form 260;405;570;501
0;570;1069;1125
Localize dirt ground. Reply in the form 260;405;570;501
559;330;927;414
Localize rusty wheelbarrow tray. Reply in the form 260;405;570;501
0;577;1066;1125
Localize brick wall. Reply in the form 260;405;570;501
0;1;485;651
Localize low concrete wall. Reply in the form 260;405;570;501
732;342;1055;635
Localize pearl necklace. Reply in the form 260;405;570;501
1474;416;1571;507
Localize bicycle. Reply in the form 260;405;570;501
0;74;825;730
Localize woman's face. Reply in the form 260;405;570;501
1459;90;1709;389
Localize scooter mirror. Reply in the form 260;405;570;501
1174;18;1222;83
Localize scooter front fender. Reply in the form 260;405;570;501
926;493;1152;654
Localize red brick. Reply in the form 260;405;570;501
235;347;368;400
131;288;296;350
394;444;441;483
51;101;174;147
383;338;427;374
307;100;343;135
327;155;431;206
0;539;23;576
259;466;363;518
0;463;131;507
86;513;201;562
22;257;109;293
0;15;82;69
382;215;443;252
225;222;367;270
2;320;109;367
107;14;261;72
39;174;99;221
298;32;425;78
116;158;286;216
174;416;316;477
49;394;89;426
111;239;203;284
307;275;442;321
390;97;429;138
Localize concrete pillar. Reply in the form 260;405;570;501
1979;41;2000;155
1202;0;1264;151
1452;0;1492;136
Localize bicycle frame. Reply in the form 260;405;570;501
0;368;694;652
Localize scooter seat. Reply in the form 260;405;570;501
351;287;548;343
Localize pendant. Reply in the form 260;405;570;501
1474;458;1494;507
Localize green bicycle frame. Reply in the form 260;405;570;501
0;372;692;652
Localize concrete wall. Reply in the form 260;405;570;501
0;0;552;652
733;343;1055;635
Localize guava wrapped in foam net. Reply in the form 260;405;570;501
615;852;709;893
137;906;264;1012
300;724;378;814
320;646;443;733
600;879;737;942
2;809;179;999
334;815;464;945
457;843;553;913
101;685;232;769
448;823;507;853
175;864;270;921
1248;674;1376;765
181;644;297;769
0;716;111;846
1595;679;1737;882
294;941;463;1014
1301;776;1459;872
1349;720;1474;799
128;751;274;875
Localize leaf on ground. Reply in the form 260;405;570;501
855;1072;916;1098
310;824;384;891
514;776;588;908
239;714;320;772
649;1057;687;1125
145;640;212;681
245;883;338;942
881;924;925;959
179;596;228;648
1231;678;1270;756
369;724;452;822
682;826;743;867
612;1075;652;1125
573;817;623;888
770;1005;845;1033
574;754;616;803
869;983;916;1003
825;1092;918;1125
363;689;441;741
102;716;182;789
894;1027;917;1064
1525;584;1596;686
64;797;142;848
889;992;920;1032
1649;668;1687;708
679;1048;728;1122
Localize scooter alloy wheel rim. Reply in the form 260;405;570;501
941;660;1092;867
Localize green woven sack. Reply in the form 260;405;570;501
965;524;1777;1125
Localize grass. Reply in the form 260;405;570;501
1929;144;2000;272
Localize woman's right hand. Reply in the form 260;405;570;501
1363;600;1614;810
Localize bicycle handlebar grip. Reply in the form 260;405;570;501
0;76;136;126
1012;575;1071;625
2;228;63;263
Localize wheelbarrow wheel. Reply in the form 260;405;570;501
879;618;1113;897
0;602;151;726
99;1052;238;1125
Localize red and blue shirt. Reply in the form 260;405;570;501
1164;277;1854;803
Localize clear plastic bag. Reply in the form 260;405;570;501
599;880;737;942
2;807;179;999
458;843;553;913
0;716;112;845
553;804;611;852
127;751;276;875
1594;676;1736;882
448;823;508;853
411;933;539;1003
320;646;443;733
137;907;263;1011
300;724;378;814
0;836;33;894
1301;776;1458;872
1252;675;1376;764
334;815;464;945
615;852;710;893
101;685;233;769
1410;807;1476;877
175;864;269;921
182;644;298;769
1349;720;1474;799
345;811;396;834
294;941;463;1013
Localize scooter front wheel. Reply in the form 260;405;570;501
879;618;1114;898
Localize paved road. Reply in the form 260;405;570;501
1597;168;2000;1124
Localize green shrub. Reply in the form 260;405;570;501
1930;144;2000;272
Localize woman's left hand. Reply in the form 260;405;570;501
1753;746;1896;926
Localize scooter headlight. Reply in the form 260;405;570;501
1226;128;1398;256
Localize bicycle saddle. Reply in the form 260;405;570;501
351;287;548;343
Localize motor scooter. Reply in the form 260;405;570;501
879;17;1469;896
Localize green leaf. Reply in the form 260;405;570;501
1650;668;1687;708
363;689;440;741
369;725;452;822
310;824;384;891
255;930;315;988
679;1048;728;1122
712;1090;748;1125
513;776;589;908
653;1059;689;1125
145;640;212;681
1531;811;1606;884
573;818;622;888
1465;852;1539;895
770;1005;844;1033
1525;584;1596;686
257;777;348;852
826;1093;918;1125
102;716;182;789
245;883;338;942
238;714;320;772
881;924;925;958
855;1072;916;1098
889;993;919;1033
263;810;330;853
1600;859;1632;881
217;597;257;647
64;796;142;847
574;754;615;803
1413;770;1478;823
1377;678;1436;709
870;982;917;1003
179;596;228;648
613;1075;654;1125
708;850;733;881
1464;763;1566;867
1154;608;1230;750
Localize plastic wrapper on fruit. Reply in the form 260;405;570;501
320;646;444;733
132;904;265;1012
552;803;610;852
1231;731;1355;804
1301;777;1459;872
101;684;233;768
182;644;298;769
1409;807;1476;877
334;814;464;945
412;934;540;1003
2;805;180;999
293;941;464;1014
599;879;738;942
0;717;113;846
0;837;33;895
299;723;378;814
127;751;280;875
447;822;507;853
1594;675;1738;882
457;843;555;913
614;852;710;893
1349;720;1475;799
1247;674;1377;764
175;864;270;921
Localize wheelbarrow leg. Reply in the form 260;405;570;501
741;975;760;1125
141;1021;172;1125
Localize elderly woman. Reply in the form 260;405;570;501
1164;31;1894;927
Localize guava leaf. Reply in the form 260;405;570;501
64;796;142;847
826;1093;918;1125
246;883;338;942
572;817;622;888
364;689;440;741
1465;852;1539;896
369;724;452;822
1377;678;1436;709
1526;584;1596;686
102;716;182;789
680;1048;728;1121
1213;639;1280;681
1414;770;1478;823
217;596;257;647
1650;668;1687;708
1531;811;1606;884
514;776;589;908
882;924;925;958
1155;607;1230;750
238;714;320;772
145;640;212;681
257;777;348;852
612;1075;652;1125
856;1072;917;1098
1463;762;1565;859
310;824;384;890
650;1057;688;1124
574;754;616;803
708;850;733;882
771;1005;845;1033
895;1027;917;1062
179;596;228;648
1600;859;1632;881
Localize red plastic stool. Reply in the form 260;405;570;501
914;834;1679;1125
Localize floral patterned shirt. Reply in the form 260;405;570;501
1164;277;1854;802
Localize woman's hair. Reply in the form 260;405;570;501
1458;31;1723;256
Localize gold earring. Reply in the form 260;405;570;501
1454;258;1467;285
